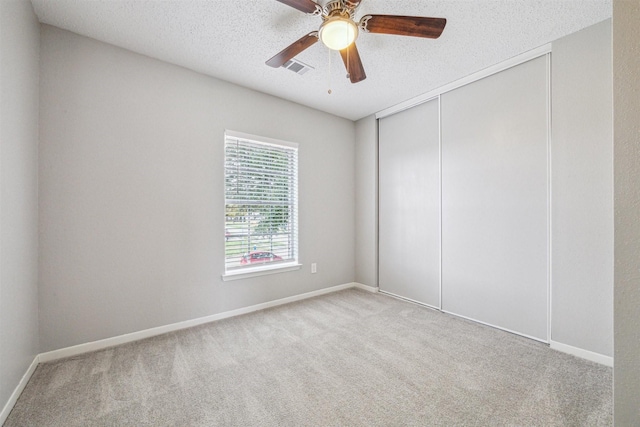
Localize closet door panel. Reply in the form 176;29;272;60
441;56;548;340
379;99;440;307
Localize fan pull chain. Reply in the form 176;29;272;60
345;23;350;80
346;44;350;80
327;48;332;94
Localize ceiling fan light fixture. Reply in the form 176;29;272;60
319;16;358;50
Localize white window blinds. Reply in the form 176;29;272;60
224;131;298;273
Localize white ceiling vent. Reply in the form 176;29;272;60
283;58;314;75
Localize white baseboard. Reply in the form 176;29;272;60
0;355;39;425
39;282;359;363
550;340;613;367
353;282;379;293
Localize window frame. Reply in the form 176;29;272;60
222;130;300;281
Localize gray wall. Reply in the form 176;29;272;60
551;20;613;357
354;115;377;287
38;26;355;352
0;0;40;415
613;1;640;423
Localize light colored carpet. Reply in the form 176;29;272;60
5;289;612;426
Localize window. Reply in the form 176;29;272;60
224;131;298;277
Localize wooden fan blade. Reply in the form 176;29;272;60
360;15;446;39
266;32;318;68
276;0;320;14
339;42;366;84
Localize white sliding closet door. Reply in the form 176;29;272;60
441;56;548;341
379;99;440;307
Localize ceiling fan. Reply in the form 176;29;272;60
266;0;446;83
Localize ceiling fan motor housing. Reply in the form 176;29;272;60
322;0;356;19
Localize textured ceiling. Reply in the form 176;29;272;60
30;0;611;121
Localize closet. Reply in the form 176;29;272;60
379;55;549;341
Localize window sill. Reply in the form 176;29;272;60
221;263;302;282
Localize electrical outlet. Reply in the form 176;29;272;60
311;263;317;274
